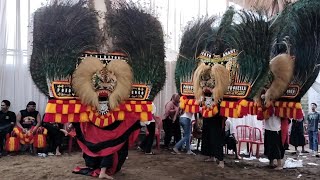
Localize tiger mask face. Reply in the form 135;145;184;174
72;57;133;114
193;62;230;106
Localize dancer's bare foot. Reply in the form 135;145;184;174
275;159;282;170
269;160;275;168
99;167;114;179
55;147;61;156
204;157;216;162
217;161;224;168
99;173;114;179
274;166;283;170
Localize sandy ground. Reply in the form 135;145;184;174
0;147;319;180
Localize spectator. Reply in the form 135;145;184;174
162;94;180;149
172;110;196;156
138;102;156;155
15;101;41;153
42;122;68;156
16;101;41;132
290;118;308;153
0;100;16;155
225;118;241;159
307;103;320;156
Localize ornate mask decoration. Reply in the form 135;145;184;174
72;57;133;114
193;62;230;105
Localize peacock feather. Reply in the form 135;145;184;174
30;0;100;96
210;6;236;55
175;17;216;93
226;10;275;99
109;2;165;101
272;0;320;101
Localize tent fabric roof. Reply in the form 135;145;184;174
229;0;298;15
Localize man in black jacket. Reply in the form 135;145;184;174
0;100;16;155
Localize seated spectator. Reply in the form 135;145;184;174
15;101;41;153
16;101;41;132
225;118;241;159
0;100;16;155
42;122;68;156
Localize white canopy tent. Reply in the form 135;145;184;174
1;0;315;130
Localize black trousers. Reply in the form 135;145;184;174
264;130;285;160
201;117;224;161
225;130;238;158
163;118;173;147
83;141;129;172
83;153;113;169
0;125;12;152
163;117;181;147
140;122;155;153
42;123;64;152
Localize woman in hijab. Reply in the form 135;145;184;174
162;94;180;149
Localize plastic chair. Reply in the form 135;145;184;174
236;125;252;156
250;127;264;157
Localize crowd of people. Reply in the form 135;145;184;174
0;97;319;171
0;100;70;157
137;94;320;171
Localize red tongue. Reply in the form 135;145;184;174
98;91;109;97
203;87;212;93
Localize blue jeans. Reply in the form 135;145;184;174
174;117;191;151
308;131;318;152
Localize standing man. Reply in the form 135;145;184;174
0;100;16;155
307;103;320;156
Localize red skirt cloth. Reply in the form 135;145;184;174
281;118;289;146
73;113;141;176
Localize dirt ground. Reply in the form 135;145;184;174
0;148;319;180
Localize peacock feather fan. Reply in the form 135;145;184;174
272;0;320;101
209;6;236;55
226;10;275;99
30;0;100;96
109;2;165;101
175;17;216;94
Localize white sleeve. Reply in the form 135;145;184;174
152;102;156;115
225;119;231;130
